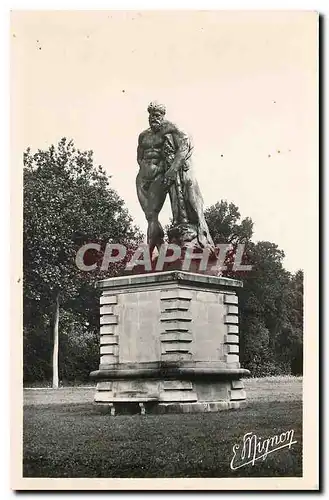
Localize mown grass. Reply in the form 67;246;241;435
24;376;302;406
23;399;302;478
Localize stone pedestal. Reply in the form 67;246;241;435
90;271;250;414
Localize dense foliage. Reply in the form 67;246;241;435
23;138;143;383
205;202;303;376
23;140;303;383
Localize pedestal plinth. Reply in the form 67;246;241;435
90;271;250;414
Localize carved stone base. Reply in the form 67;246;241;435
90;271;249;413
95;400;247;416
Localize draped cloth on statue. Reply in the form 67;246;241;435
162;133;215;252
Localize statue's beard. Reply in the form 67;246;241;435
150;121;161;132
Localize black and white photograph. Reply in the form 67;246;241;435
10;9;319;490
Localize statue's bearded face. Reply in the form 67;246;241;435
149;111;164;131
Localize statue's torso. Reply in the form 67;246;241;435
138;130;165;178
138;123;179;180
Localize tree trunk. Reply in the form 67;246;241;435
52;293;60;389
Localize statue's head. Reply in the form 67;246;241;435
147;101;166;131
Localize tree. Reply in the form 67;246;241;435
274;270;303;375
23;138;143;386
204;201;304;376
204;201;253;245
237;241;293;374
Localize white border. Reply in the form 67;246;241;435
3;1;326;496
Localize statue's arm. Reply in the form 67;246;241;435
137;133;145;167
165;124;190;174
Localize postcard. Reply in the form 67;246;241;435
11;9;319;490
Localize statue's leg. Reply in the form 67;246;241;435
146;176;167;254
136;174;149;215
136;174;167;255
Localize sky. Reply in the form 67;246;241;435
11;10;318;271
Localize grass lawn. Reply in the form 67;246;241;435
24;376;302;405
23;377;302;478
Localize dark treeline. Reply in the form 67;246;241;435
205;202;303;377
23;139;303;384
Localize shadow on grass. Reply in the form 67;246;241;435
23;400;302;478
